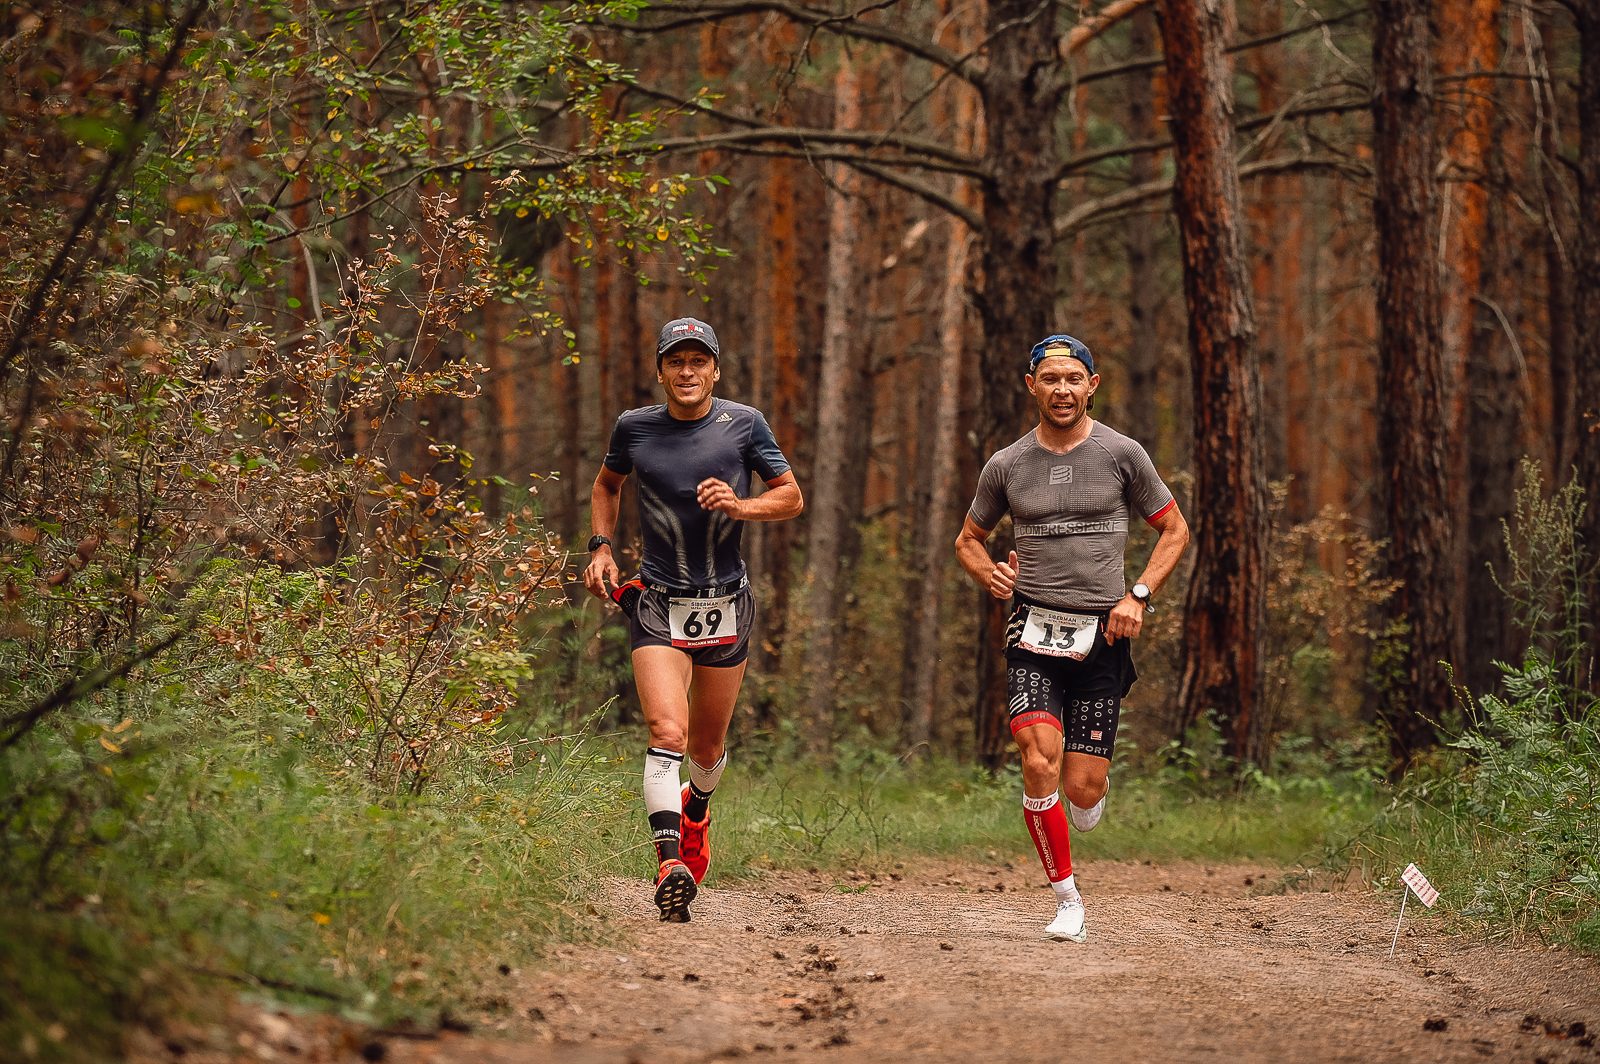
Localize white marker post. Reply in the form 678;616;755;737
1390;862;1440;957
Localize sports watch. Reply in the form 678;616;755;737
1130;582;1154;613
586;534;612;553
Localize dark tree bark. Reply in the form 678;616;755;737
1159;0;1270;765
903;217;972;749
1371;0;1460;754
1574;0;1600;697
1121;7;1162;426
970;0;1063;769
1462;111;1524;703
806;56;873;741
1539;4;1576;479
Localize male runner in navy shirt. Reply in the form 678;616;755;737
956;334;1188;942
583;317;803;922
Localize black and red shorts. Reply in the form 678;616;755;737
1004;596;1137;760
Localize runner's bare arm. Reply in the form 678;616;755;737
1106;502;1190;642
955;515;1016;600
696;470;803;521
1136;502;1189;596
583;466;627;600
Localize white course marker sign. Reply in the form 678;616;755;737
1390;862;1440;956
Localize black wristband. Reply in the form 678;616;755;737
587;534;612;553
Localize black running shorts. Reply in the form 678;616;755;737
629;584;754;668
1004;597;1137;760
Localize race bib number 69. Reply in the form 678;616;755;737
669;594;738;648
1019;606;1098;660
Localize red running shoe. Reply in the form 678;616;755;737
679;783;711;883
654;859;697;922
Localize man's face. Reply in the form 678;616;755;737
1027;354;1098;432
658;343;719;408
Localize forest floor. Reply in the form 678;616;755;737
130;860;1600;1064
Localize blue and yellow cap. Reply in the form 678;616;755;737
1028;334;1094;375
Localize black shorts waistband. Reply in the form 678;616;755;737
644;575;749;598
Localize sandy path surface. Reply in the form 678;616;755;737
374;860;1600;1064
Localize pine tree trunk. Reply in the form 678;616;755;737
1160;0;1270;766
1439;0;1502;702
1372;0;1460;753
750;154;801;726
1463;99;1525;702
971;0;1061;769
1122;7;1162;430
806;56;864;743
1574;0;1600;697
1540;5;1577;478
904;218;972;749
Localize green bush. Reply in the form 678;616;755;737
0;668;641;1062
1354;462;1598;949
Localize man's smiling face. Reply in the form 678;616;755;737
658;343;719;413
1027;354;1098;433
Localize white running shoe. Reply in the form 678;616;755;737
1045;898;1088;942
1069;781;1108;833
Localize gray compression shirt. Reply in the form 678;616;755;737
603;398;791;589
967;421;1176;611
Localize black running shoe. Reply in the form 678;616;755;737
654;859;697;922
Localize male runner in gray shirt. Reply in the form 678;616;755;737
956;334;1189;942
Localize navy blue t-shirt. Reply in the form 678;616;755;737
603;398;791;589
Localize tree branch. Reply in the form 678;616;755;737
509;126;986;179
602;0;970;82
1052;152;1369;236
843;160;985;229
0;620;197;750
1053;97;1370;180
1060;0;1156;58
1071;5;1366;87
609;85;986;227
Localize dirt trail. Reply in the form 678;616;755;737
141;860;1600;1064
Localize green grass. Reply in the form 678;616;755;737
8;693;1584;1064
682;752;1385;883
0;693;646;1062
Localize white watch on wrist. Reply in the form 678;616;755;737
1131;582;1154;613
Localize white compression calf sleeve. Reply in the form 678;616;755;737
643;747;684;815
688;751;727;796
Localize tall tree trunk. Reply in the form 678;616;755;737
1464;95;1525;702
1538;3;1576;477
1574;0;1600;697
1372;0;1459;754
904;6;981;751
971;0;1061;769
750;154;802;727
904;217;973;749
1244;0;1289;489
806;55;864;744
1121;7;1162;430
556;245;583;547
1439;0;1502;701
1160;0;1270;765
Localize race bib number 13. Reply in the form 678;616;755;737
1019;606;1098;660
669;594;738;648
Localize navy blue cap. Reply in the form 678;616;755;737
1028;334;1094;375
657;317;720;357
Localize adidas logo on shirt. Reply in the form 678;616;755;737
715;412;732;423
1050;465;1072;485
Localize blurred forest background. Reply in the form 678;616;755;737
4;0;1600;772
3;0;1600;1053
